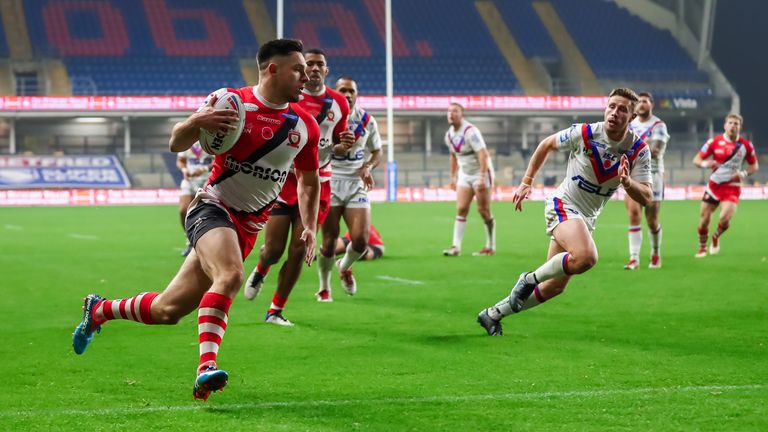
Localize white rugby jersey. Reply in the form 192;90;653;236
299;87;349;182
200;86;320;233
552;122;652;220
629;115;669;174
179;142;213;183
444;120;493;176
331;104;381;179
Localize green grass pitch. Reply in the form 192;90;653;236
1;200;766;431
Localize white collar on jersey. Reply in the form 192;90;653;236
302;85;327;97
450;119;469;134
252;85;289;110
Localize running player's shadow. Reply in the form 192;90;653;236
420;334;482;344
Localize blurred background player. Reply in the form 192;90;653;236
477;88;652;336
71;39;320;400
243;48;352;323
442;103;495;257
334;224;385;261
316;76;382;301
693;114;758;257
624;92;669;269
177;141;213;256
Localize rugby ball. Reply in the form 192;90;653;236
199;90;246;155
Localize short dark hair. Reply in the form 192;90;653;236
637;92;654;104
336;75;355;83
305;47;326;57
257;39;304;71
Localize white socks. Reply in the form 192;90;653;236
524;252;569;285
628;225;642;260
487;288;544;320
484;217;495;250
452;216;467;249
338;241;366;271
318;254;334;291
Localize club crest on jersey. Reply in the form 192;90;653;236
287;130;301;148
244;103;258;112
327;111;335;121
262;127;274;140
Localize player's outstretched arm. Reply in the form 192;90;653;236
693;152;720;171
169;94;240;153
296;168;320;266
513;134;558;211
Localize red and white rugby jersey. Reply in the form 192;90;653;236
331;104;382;179
629;115;669;174
698;134;757;184
552;122;652;220
298;86;349;182
201;85;319;232
444;120;493;176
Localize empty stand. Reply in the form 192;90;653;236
10;0;710;97
550;0;707;83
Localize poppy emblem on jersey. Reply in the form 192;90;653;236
262;127;274;140
327;111;335;121
287;130;301;148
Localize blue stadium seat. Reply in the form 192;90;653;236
494;1;559;62
24;0;252;94
550;0;707;83
19;0;709;96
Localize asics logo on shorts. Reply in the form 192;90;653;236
570;175;618;197
224;155;288;183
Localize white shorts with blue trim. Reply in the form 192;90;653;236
651;171;664;201
544;196;596;236
331;177;370;209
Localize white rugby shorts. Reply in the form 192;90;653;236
544;196;596;236
330;177;370;209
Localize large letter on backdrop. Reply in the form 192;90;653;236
143;0;233;56
292;3;370;57
43;1;129;55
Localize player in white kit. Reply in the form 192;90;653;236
477;88;653;336
177;142;213;256
316;76;382;300
623;92;669;269
442;103;496;257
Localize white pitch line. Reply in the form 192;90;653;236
68;233;100;240
376;275;425;285
1;383;764;418
4;224;22;230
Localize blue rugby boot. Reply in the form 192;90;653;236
72;294;104;355
193;362;229;401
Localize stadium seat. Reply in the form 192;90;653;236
18;0;708;96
